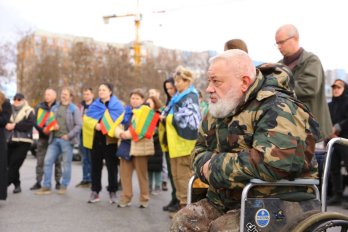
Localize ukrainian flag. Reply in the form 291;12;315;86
163;86;201;158
83;96;124;149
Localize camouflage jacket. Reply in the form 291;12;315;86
192;63;321;211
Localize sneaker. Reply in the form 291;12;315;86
55;182;61;190
88;191;100;203
13;185;22;194
109;192;117;204
162;181;168;191
35;187;52;195
152;187;161;196
139;201;149;208
117;199;131;208
76;181;91;188
30;182;41;191
57;186;67;195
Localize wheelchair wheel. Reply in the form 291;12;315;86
291;212;348;232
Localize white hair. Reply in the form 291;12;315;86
209;49;256;82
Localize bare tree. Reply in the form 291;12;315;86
0;41;16;84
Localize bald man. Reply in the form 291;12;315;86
275;24;332;140
30;88;62;190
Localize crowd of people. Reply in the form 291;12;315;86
0;23;347;231
0;63;205;214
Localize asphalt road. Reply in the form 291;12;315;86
0;154;172;232
0;154;347;232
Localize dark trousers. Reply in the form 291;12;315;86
36;138;62;183
330;144;348;195
165;152;178;202
91;142;118;193
7;142;31;187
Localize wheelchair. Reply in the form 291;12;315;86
187;137;348;232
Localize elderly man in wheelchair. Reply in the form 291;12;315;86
170;50;348;232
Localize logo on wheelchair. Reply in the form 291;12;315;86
255;208;270;228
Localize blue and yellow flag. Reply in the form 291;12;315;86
83;96;124;149
163;86;201;158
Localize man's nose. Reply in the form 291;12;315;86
206;84;215;93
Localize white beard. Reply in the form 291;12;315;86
208;87;243;118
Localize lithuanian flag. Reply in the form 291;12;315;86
100;109;116;135
129;105;160;142
36;108;50;128
83;96;124;149
43;112;58;134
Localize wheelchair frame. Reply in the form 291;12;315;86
187;137;348;232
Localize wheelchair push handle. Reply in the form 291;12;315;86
322;137;348;212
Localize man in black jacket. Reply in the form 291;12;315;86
30;88;62;190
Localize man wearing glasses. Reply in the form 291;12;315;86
275;24;332;142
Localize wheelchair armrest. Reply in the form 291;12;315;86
250;178;319;186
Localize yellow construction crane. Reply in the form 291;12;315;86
103;1;142;65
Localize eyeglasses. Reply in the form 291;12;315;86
275;36;294;46
13;98;22;101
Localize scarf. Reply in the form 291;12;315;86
283;47;304;71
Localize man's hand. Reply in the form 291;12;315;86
202;159;211;181
120;132;127;140
95;123;101;131
43;127;50;135
159;115;165;122
61;134;69;141
5;123;15;131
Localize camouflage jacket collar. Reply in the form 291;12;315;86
234;63;296;113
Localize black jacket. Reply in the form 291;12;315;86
0;99;11;200
34;101;56;139
328;82;348;139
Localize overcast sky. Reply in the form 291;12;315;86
1;0;348;71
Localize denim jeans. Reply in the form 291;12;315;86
43;138;73;188
79;144;91;182
149;171;162;190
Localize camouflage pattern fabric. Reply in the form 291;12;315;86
192;63;321;211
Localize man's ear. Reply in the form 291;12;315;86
241;76;252;92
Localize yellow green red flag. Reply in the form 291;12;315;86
36;108;50;128
129;105;160;142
